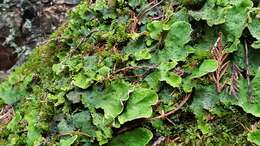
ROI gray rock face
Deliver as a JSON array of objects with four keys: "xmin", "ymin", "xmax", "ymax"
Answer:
[
  {"xmin": 0, "ymin": 45, "xmax": 17, "ymax": 71},
  {"xmin": 0, "ymin": 0, "xmax": 79, "ymax": 80},
  {"xmin": 53, "ymin": 0, "xmax": 80, "ymax": 5}
]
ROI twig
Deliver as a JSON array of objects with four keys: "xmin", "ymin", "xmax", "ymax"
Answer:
[
  {"xmin": 112, "ymin": 65, "xmax": 157, "ymax": 74},
  {"xmin": 235, "ymin": 120, "xmax": 250, "ymax": 131},
  {"xmin": 150, "ymin": 93, "xmax": 191, "ymax": 120},
  {"xmin": 171, "ymin": 136, "xmax": 180, "ymax": 143},
  {"xmin": 74, "ymin": 29, "xmax": 98, "ymax": 51},
  {"xmin": 165, "ymin": 117, "xmax": 175, "ymax": 125},
  {"xmin": 138, "ymin": 0, "xmax": 165, "ymax": 20},
  {"xmin": 58, "ymin": 131, "xmax": 91, "ymax": 138},
  {"xmin": 98, "ymin": 65, "xmax": 157, "ymax": 82},
  {"xmin": 152, "ymin": 15, "xmax": 164, "ymax": 20},
  {"xmin": 115, "ymin": 94, "xmax": 191, "ymax": 135},
  {"xmin": 66, "ymin": 28, "xmax": 99, "ymax": 57},
  {"xmin": 116, "ymin": 120, "xmax": 146, "ymax": 134},
  {"xmin": 244, "ymin": 40, "xmax": 253, "ymax": 102},
  {"xmin": 152, "ymin": 136, "xmax": 166, "ymax": 146},
  {"xmin": 137, "ymin": 1, "xmax": 155, "ymax": 18}
]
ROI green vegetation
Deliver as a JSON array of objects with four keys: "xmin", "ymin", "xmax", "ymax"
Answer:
[{"xmin": 1, "ymin": 0, "xmax": 260, "ymax": 145}]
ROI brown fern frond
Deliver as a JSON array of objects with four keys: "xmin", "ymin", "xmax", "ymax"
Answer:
[
  {"xmin": 229, "ymin": 64, "xmax": 241, "ymax": 97},
  {"xmin": 210, "ymin": 32, "xmax": 230, "ymax": 93},
  {"xmin": 129, "ymin": 11, "xmax": 139, "ymax": 33},
  {"xmin": 0, "ymin": 105, "xmax": 14, "ymax": 125}
]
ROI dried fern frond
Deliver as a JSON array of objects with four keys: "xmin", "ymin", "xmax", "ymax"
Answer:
[
  {"xmin": 209, "ymin": 32, "xmax": 230, "ymax": 93},
  {"xmin": 229, "ymin": 64, "xmax": 241, "ymax": 97}
]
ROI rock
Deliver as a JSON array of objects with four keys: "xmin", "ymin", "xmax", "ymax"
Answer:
[
  {"xmin": 41, "ymin": 0, "xmax": 51, "ymax": 4},
  {"xmin": 0, "ymin": 0, "xmax": 78, "ymax": 81},
  {"xmin": 53, "ymin": 0, "xmax": 80, "ymax": 5},
  {"xmin": 0, "ymin": 45, "xmax": 17, "ymax": 71},
  {"xmin": 0, "ymin": 71, "xmax": 8, "ymax": 81},
  {"xmin": 21, "ymin": 0, "xmax": 37, "ymax": 20}
]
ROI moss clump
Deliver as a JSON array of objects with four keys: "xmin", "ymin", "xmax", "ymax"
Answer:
[{"xmin": 1, "ymin": 0, "xmax": 260, "ymax": 145}]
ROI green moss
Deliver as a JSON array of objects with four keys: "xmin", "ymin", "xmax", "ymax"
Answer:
[{"xmin": 1, "ymin": 0, "xmax": 260, "ymax": 145}]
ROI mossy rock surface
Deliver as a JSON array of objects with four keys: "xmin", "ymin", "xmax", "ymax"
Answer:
[{"xmin": 1, "ymin": 0, "xmax": 260, "ymax": 145}]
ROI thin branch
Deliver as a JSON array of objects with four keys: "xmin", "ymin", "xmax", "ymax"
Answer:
[
  {"xmin": 235, "ymin": 120, "xmax": 250, "ymax": 131},
  {"xmin": 165, "ymin": 117, "xmax": 175, "ymax": 125},
  {"xmin": 152, "ymin": 136, "xmax": 166, "ymax": 146},
  {"xmin": 115, "ymin": 94, "xmax": 191, "ymax": 135},
  {"xmin": 112, "ymin": 65, "xmax": 158, "ymax": 74},
  {"xmin": 150, "ymin": 93, "xmax": 191, "ymax": 120},
  {"xmin": 58, "ymin": 131, "xmax": 91, "ymax": 138},
  {"xmin": 138, "ymin": 0, "xmax": 165, "ymax": 20},
  {"xmin": 244, "ymin": 40, "xmax": 254, "ymax": 102},
  {"xmin": 74, "ymin": 29, "xmax": 98, "ymax": 51},
  {"xmin": 99, "ymin": 65, "xmax": 157, "ymax": 82},
  {"xmin": 116, "ymin": 120, "xmax": 146, "ymax": 134}
]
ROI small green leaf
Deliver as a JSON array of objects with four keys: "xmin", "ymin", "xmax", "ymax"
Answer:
[
  {"xmin": 58, "ymin": 119, "xmax": 75, "ymax": 133},
  {"xmin": 225, "ymin": 39, "xmax": 240, "ymax": 53},
  {"xmin": 248, "ymin": 12, "xmax": 260, "ymax": 41},
  {"xmin": 134, "ymin": 49, "xmax": 151, "ymax": 61},
  {"xmin": 92, "ymin": 80, "xmax": 133, "ymax": 118},
  {"xmin": 223, "ymin": 0, "xmax": 253, "ymax": 40},
  {"xmin": 66, "ymin": 58, "xmax": 84, "ymax": 72},
  {"xmin": 144, "ymin": 70, "xmax": 161, "ymax": 90},
  {"xmin": 123, "ymin": 39, "xmax": 146, "ymax": 59},
  {"xmin": 182, "ymin": 77, "xmax": 193, "ymax": 93},
  {"xmin": 47, "ymin": 93, "xmax": 65, "ymax": 106},
  {"xmin": 147, "ymin": 21, "xmax": 163, "ymax": 40},
  {"xmin": 92, "ymin": 0, "xmax": 107, "ymax": 11},
  {"xmin": 82, "ymin": 95, "xmax": 113, "ymax": 145},
  {"xmin": 189, "ymin": 1, "xmax": 227, "ymax": 26},
  {"xmin": 118, "ymin": 88, "xmax": 158, "ymax": 124},
  {"xmin": 72, "ymin": 111, "xmax": 96, "ymax": 137},
  {"xmin": 146, "ymin": 39, "xmax": 154, "ymax": 46},
  {"xmin": 170, "ymin": 7, "xmax": 190, "ymax": 22},
  {"xmin": 154, "ymin": 45, "xmax": 194, "ymax": 64},
  {"xmin": 165, "ymin": 21, "xmax": 192, "ymax": 48},
  {"xmin": 162, "ymin": 73, "xmax": 182, "ymax": 88},
  {"xmin": 0, "ymin": 74, "xmax": 33, "ymax": 104},
  {"xmin": 7, "ymin": 112, "xmax": 22, "ymax": 132},
  {"xmin": 52, "ymin": 63, "xmax": 65, "ymax": 75},
  {"xmin": 191, "ymin": 59, "xmax": 218, "ymax": 78},
  {"xmin": 248, "ymin": 129, "xmax": 260, "ymax": 145},
  {"xmin": 97, "ymin": 66, "xmax": 111, "ymax": 76},
  {"xmin": 252, "ymin": 41, "xmax": 260, "ymax": 49},
  {"xmin": 108, "ymin": 128, "xmax": 153, "ymax": 146},
  {"xmin": 235, "ymin": 67, "xmax": 260, "ymax": 117},
  {"xmin": 59, "ymin": 135, "xmax": 78, "ymax": 146},
  {"xmin": 73, "ymin": 72, "xmax": 93, "ymax": 89},
  {"xmin": 159, "ymin": 61, "xmax": 178, "ymax": 72},
  {"xmin": 128, "ymin": 0, "xmax": 146, "ymax": 9},
  {"xmin": 24, "ymin": 109, "xmax": 43, "ymax": 146},
  {"xmin": 190, "ymin": 86, "xmax": 222, "ymax": 134},
  {"xmin": 66, "ymin": 91, "xmax": 82, "ymax": 104}
]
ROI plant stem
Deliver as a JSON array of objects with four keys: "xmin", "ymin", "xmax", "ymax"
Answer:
[
  {"xmin": 244, "ymin": 40, "xmax": 253, "ymax": 102},
  {"xmin": 150, "ymin": 93, "xmax": 191, "ymax": 120}
]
